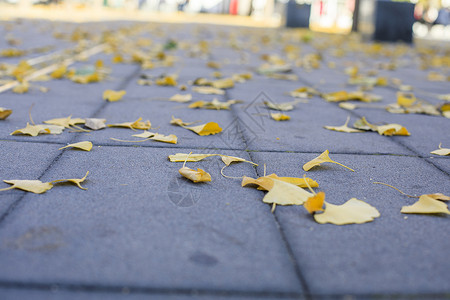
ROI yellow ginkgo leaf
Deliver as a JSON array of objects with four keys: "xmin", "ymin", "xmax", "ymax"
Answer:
[
  {"xmin": 85, "ymin": 118, "xmax": 106, "ymax": 130},
  {"xmin": 256, "ymin": 175, "xmax": 318, "ymax": 190},
  {"xmin": 303, "ymin": 150, "xmax": 355, "ymax": 172},
  {"xmin": 322, "ymin": 91, "xmax": 380, "ymax": 103},
  {"xmin": 220, "ymin": 155, "xmax": 257, "ymax": 166},
  {"xmin": 192, "ymin": 86, "xmax": 225, "ymax": 95},
  {"xmin": 427, "ymin": 193, "xmax": 450, "ymax": 201},
  {"xmin": 288, "ymin": 87, "xmax": 319, "ymax": 98},
  {"xmin": 155, "ymin": 75, "xmax": 177, "ymax": 86},
  {"xmin": 184, "ymin": 122, "xmax": 222, "ymax": 136},
  {"xmin": 10, "ymin": 123, "xmax": 50, "ymax": 136},
  {"xmin": 401, "ymin": 195, "xmax": 450, "ymax": 215},
  {"xmin": 397, "ymin": 92, "xmax": 416, "ymax": 107},
  {"xmin": 188, "ymin": 99, "xmax": 241, "ymax": 110},
  {"xmin": 168, "ymin": 153, "xmax": 216, "ymax": 162},
  {"xmin": 0, "ymin": 180, "xmax": 53, "ymax": 194},
  {"xmin": 108, "ymin": 117, "xmax": 151, "ymax": 130},
  {"xmin": 314, "ymin": 198, "xmax": 380, "ymax": 225},
  {"xmin": 270, "ymin": 113, "xmax": 290, "ymax": 121},
  {"xmin": 50, "ymin": 65, "xmax": 67, "ymax": 79},
  {"xmin": 324, "ymin": 116, "xmax": 363, "ymax": 133},
  {"xmin": 132, "ymin": 131, "xmax": 177, "ymax": 144},
  {"xmin": 263, "ymin": 100, "xmax": 303, "ymax": 111},
  {"xmin": 0, "ymin": 107, "xmax": 12, "ymax": 120},
  {"xmin": 59, "ymin": 141, "xmax": 93, "ymax": 151},
  {"xmin": 242, "ymin": 175, "xmax": 313, "ymax": 206},
  {"xmin": 430, "ymin": 143, "xmax": 450, "ymax": 156},
  {"xmin": 169, "ymin": 94, "xmax": 192, "ymax": 103},
  {"xmin": 44, "ymin": 116, "xmax": 85, "ymax": 128},
  {"xmin": 211, "ymin": 78, "xmax": 234, "ymax": 89},
  {"xmin": 12, "ymin": 81, "xmax": 29, "ymax": 94},
  {"xmin": 305, "ymin": 191, "xmax": 325, "ymax": 214},
  {"xmin": 42, "ymin": 125, "xmax": 65, "ymax": 135},
  {"xmin": 50, "ymin": 171, "xmax": 89, "ymax": 190},
  {"xmin": 103, "ymin": 90, "xmax": 126, "ymax": 102},
  {"xmin": 170, "ymin": 116, "xmax": 195, "ymax": 127},
  {"xmin": 179, "ymin": 167, "xmax": 212, "ymax": 183},
  {"xmin": 376, "ymin": 124, "xmax": 410, "ymax": 136}
]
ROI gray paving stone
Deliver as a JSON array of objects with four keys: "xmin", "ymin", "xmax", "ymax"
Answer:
[
  {"xmin": 247, "ymin": 151, "xmax": 450, "ymax": 295},
  {"xmin": 0, "ymin": 146, "xmax": 302, "ymax": 293}
]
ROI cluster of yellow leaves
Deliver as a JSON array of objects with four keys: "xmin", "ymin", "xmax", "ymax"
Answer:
[{"xmin": 0, "ymin": 172, "xmax": 89, "ymax": 194}]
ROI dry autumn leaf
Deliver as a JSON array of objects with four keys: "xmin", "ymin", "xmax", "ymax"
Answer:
[
  {"xmin": 288, "ymin": 87, "xmax": 319, "ymax": 98},
  {"xmin": 192, "ymin": 86, "xmax": 225, "ymax": 95},
  {"xmin": 188, "ymin": 99, "xmax": 241, "ymax": 110},
  {"xmin": 10, "ymin": 123, "xmax": 50, "ymax": 136},
  {"xmin": 59, "ymin": 141, "xmax": 93, "ymax": 151},
  {"xmin": 270, "ymin": 113, "xmax": 290, "ymax": 121},
  {"xmin": 303, "ymin": 150, "xmax": 355, "ymax": 172},
  {"xmin": 401, "ymin": 195, "xmax": 450, "ymax": 215},
  {"xmin": 132, "ymin": 131, "xmax": 178, "ymax": 144},
  {"xmin": 50, "ymin": 171, "xmax": 89, "ymax": 190},
  {"xmin": 155, "ymin": 75, "xmax": 177, "ymax": 86},
  {"xmin": 85, "ymin": 118, "xmax": 106, "ymax": 130},
  {"xmin": 168, "ymin": 153, "xmax": 257, "ymax": 166},
  {"xmin": 242, "ymin": 174, "xmax": 313, "ymax": 206},
  {"xmin": 50, "ymin": 65, "xmax": 67, "ymax": 79},
  {"xmin": 108, "ymin": 117, "xmax": 151, "ymax": 130},
  {"xmin": 263, "ymin": 99, "xmax": 304, "ymax": 111},
  {"xmin": 211, "ymin": 78, "xmax": 234, "ymax": 89},
  {"xmin": 0, "ymin": 107, "xmax": 12, "ymax": 120},
  {"xmin": 103, "ymin": 90, "xmax": 126, "ymax": 102},
  {"xmin": 178, "ymin": 153, "xmax": 211, "ymax": 183},
  {"xmin": 12, "ymin": 81, "xmax": 29, "ymax": 94},
  {"xmin": 169, "ymin": 94, "xmax": 192, "ymax": 103},
  {"xmin": 324, "ymin": 116, "xmax": 363, "ymax": 133},
  {"xmin": 314, "ymin": 198, "xmax": 380, "ymax": 225},
  {"xmin": 353, "ymin": 117, "xmax": 410, "ymax": 136},
  {"xmin": 44, "ymin": 116, "xmax": 85, "ymax": 129},
  {"xmin": 322, "ymin": 91, "xmax": 381, "ymax": 103},
  {"xmin": 430, "ymin": 143, "xmax": 450, "ymax": 156},
  {"xmin": 171, "ymin": 116, "xmax": 222, "ymax": 136},
  {"xmin": 0, "ymin": 180, "xmax": 53, "ymax": 194},
  {"xmin": 304, "ymin": 191, "xmax": 325, "ymax": 214}
]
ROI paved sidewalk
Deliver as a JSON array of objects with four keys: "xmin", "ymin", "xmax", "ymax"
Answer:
[{"xmin": 0, "ymin": 19, "xmax": 449, "ymax": 300}]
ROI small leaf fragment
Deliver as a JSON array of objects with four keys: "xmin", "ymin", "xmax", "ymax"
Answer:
[
  {"xmin": 401, "ymin": 195, "xmax": 450, "ymax": 215},
  {"xmin": 314, "ymin": 198, "xmax": 380, "ymax": 225},
  {"xmin": 184, "ymin": 122, "xmax": 222, "ymax": 136},
  {"xmin": 85, "ymin": 118, "xmax": 106, "ymax": 130},
  {"xmin": 305, "ymin": 192, "xmax": 325, "ymax": 214},
  {"xmin": 1, "ymin": 180, "xmax": 53, "ymax": 194},
  {"xmin": 211, "ymin": 78, "xmax": 234, "ymax": 89},
  {"xmin": 263, "ymin": 100, "xmax": 303, "ymax": 111},
  {"xmin": 303, "ymin": 150, "xmax": 354, "ymax": 172},
  {"xmin": 179, "ymin": 167, "xmax": 211, "ymax": 183},
  {"xmin": 169, "ymin": 93, "xmax": 192, "ymax": 103},
  {"xmin": 132, "ymin": 131, "xmax": 177, "ymax": 144},
  {"xmin": 59, "ymin": 141, "xmax": 93, "ymax": 151},
  {"xmin": 103, "ymin": 90, "xmax": 126, "ymax": 102},
  {"xmin": 0, "ymin": 107, "xmax": 13, "ymax": 120},
  {"xmin": 192, "ymin": 86, "xmax": 225, "ymax": 95},
  {"xmin": 12, "ymin": 81, "xmax": 29, "ymax": 94},
  {"xmin": 188, "ymin": 99, "xmax": 241, "ymax": 110}
]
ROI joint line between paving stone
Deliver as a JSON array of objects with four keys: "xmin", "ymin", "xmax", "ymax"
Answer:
[{"xmin": 0, "ymin": 281, "xmax": 303, "ymax": 299}]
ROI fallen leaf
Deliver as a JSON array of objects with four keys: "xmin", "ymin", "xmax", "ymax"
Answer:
[
  {"xmin": 41, "ymin": 125, "xmax": 65, "ymax": 134},
  {"xmin": 168, "ymin": 153, "xmax": 256, "ymax": 166},
  {"xmin": 430, "ymin": 143, "xmax": 450, "ymax": 156},
  {"xmin": 397, "ymin": 92, "xmax": 416, "ymax": 107},
  {"xmin": 12, "ymin": 81, "xmax": 29, "ymax": 94},
  {"xmin": 179, "ymin": 167, "xmax": 212, "ymax": 183},
  {"xmin": 44, "ymin": 116, "xmax": 85, "ymax": 129},
  {"xmin": 59, "ymin": 141, "xmax": 93, "ymax": 151},
  {"xmin": 206, "ymin": 61, "xmax": 221, "ymax": 69},
  {"xmin": 50, "ymin": 65, "xmax": 67, "ymax": 79},
  {"xmin": 263, "ymin": 99, "xmax": 304, "ymax": 111},
  {"xmin": 10, "ymin": 123, "xmax": 50, "ymax": 136},
  {"xmin": 171, "ymin": 117, "xmax": 222, "ymax": 136},
  {"xmin": 0, "ymin": 107, "xmax": 12, "ymax": 120},
  {"xmin": 289, "ymin": 87, "xmax": 319, "ymax": 98},
  {"xmin": 132, "ymin": 131, "xmax": 178, "ymax": 144},
  {"xmin": 192, "ymin": 86, "xmax": 225, "ymax": 95},
  {"xmin": 169, "ymin": 94, "xmax": 192, "ymax": 103},
  {"xmin": 322, "ymin": 91, "xmax": 381, "ymax": 102},
  {"xmin": 304, "ymin": 191, "xmax": 325, "ymax": 213},
  {"xmin": 0, "ymin": 180, "xmax": 53, "ymax": 194},
  {"xmin": 211, "ymin": 78, "xmax": 234, "ymax": 89},
  {"xmin": 242, "ymin": 174, "xmax": 313, "ymax": 206},
  {"xmin": 303, "ymin": 150, "xmax": 355, "ymax": 172},
  {"xmin": 108, "ymin": 117, "xmax": 151, "ymax": 130},
  {"xmin": 324, "ymin": 116, "xmax": 363, "ymax": 133},
  {"xmin": 155, "ymin": 75, "xmax": 177, "ymax": 86},
  {"xmin": 353, "ymin": 117, "xmax": 410, "ymax": 136},
  {"xmin": 270, "ymin": 113, "xmax": 290, "ymax": 121},
  {"xmin": 427, "ymin": 193, "xmax": 450, "ymax": 201},
  {"xmin": 50, "ymin": 171, "xmax": 89, "ymax": 190},
  {"xmin": 188, "ymin": 99, "xmax": 241, "ymax": 110},
  {"xmin": 103, "ymin": 90, "xmax": 126, "ymax": 102},
  {"xmin": 85, "ymin": 118, "xmax": 106, "ymax": 130},
  {"xmin": 401, "ymin": 195, "xmax": 450, "ymax": 215},
  {"xmin": 314, "ymin": 198, "xmax": 380, "ymax": 225}
]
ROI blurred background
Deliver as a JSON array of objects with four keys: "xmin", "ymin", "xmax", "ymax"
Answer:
[{"xmin": 0, "ymin": 0, "xmax": 449, "ymax": 41}]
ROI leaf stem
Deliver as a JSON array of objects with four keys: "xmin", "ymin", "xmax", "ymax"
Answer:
[
  {"xmin": 373, "ymin": 182, "xmax": 419, "ymax": 198},
  {"xmin": 0, "ymin": 186, "xmax": 14, "ymax": 192},
  {"xmin": 332, "ymin": 161, "xmax": 355, "ymax": 172}
]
